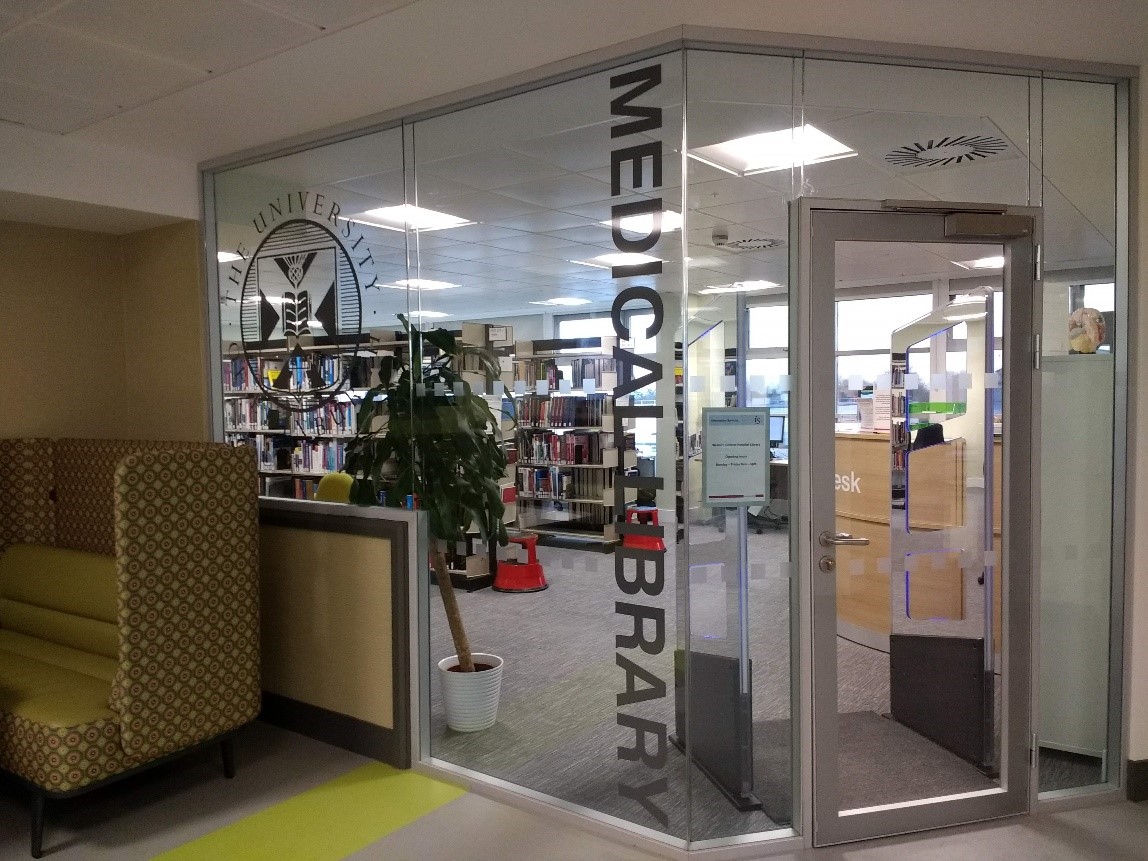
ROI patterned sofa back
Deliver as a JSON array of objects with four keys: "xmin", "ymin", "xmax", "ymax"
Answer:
[{"xmin": 0, "ymin": 439, "xmax": 209, "ymax": 556}]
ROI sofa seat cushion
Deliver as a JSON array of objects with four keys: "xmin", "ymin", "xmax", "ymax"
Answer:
[
  {"xmin": 0, "ymin": 544, "xmax": 119, "ymax": 659},
  {"xmin": 0, "ymin": 646, "xmax": 114, "ymax": 727},
  {"xmin": 0, "ymin": 646, "xmax": 135, "ymax": 792},
  {"xmin": 0, "ymin": 630, "xmax": 117, "ymax": 683}
]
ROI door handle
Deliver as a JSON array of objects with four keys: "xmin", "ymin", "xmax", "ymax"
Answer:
[{"xmin": 819, "ymin": 531, "xmax": 870, "ymax": 547}]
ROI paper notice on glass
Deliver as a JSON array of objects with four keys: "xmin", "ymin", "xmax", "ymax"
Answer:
[{"xmin": 702, "ymin": 407, "xmax": 770, "ymax": 506}]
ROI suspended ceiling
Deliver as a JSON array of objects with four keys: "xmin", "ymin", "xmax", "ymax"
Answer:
[{"xmin": 0, "ymin": 4, "xmax": 1120, "ymax": 319}]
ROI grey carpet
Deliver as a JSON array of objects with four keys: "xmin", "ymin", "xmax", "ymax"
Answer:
[
  {"xmin": 427, "ymin": 527, "xmax": 1054, "ymax": 841},
  {"xmin": 1038, "ymin": 748, "xmax": 1105, "ymax": 792},
  {"xmin": 834, "ymin": 711, "xmax": 997, "ymax": 809}
]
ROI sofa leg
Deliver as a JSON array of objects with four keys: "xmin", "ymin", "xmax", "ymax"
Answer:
[
  {"xmin": 221, "ymin": 737, "xmax": 236, "ymax": 779},
  {"xmin": 30, "ymin": 793, "xmax": 44, "ymax": 859}
]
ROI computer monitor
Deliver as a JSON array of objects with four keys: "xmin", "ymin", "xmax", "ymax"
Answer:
[{"xmin": 769, "ymin": 414, "xmax": 787, "ymax": 448}]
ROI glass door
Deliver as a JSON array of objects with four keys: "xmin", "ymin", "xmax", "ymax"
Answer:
[{"xmin": 794, "ymin": 199, "xmax": 1037, "ymax": 844}]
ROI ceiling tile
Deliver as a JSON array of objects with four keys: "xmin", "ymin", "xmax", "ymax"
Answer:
[
  {"xmin": 427, "ymin": 190, "xmax": 542, "ymax": 223},
  {"xmin": 689, "ymin": 177, "xmax": 781, "ymax": 211},
  {"xmin": 489, "ymin": 210, "xmax": 597, "ymax": 233},
  {"xmin": 0, "ymin": 23, "xmax": 204, "ymax": 107},
  {"xmin": 419, "ymin": 149, "xmax": 567, "ymax": 192},
  {"xmin": 0, "ymin": 76, "xmax": 115, "ymax": 132},
  {"xmin": 249, "ymin": 0, "xmax": 417, "ymax": 29},
  {"xmin": 44, "ymin": 0, "xmax": 314, "ymax": 72},
  {"xmin": 504, "ymin": 123, "xmax": 614, "ymax": 173},
  {"xmin": 482, "ymin": 234, "xmax": 583, "ymax": 255}
]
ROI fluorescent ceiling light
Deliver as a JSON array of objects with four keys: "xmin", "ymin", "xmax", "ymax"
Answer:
[
  {"xmin": 387, "ymin": 278, "xmax": 458, "ymax": 290},
  {"xmin": 599, "ymin": 210, "xmax": 683, "ymax": 234},
  {"xmin": 529, "ymin": 297, "xmax": 592, "ymax": 307},
  {"xmin": 217, "ymin": 251, "xmax": 242, "ymax": 263},
  {"xmin": 955, "ymin": 255, "xmax": 1006, "ymax": 270},
  {"xmin": 357, "ymin": 204, "xmax": 473, "ymax": 232},
  {"xmin": 698, "ymin": 280, "xmax": 780, "ymax": 295},
  {"xmin": 409, "ymin": 309, "xmax": 448, "ymax": 319},
  {"xmin": 688, "ymin": 124, "xmax": 855, "ymax": 176},
  {"xmin": 572, "ymin": 252, "xmax": 661, "ymax": 269}
]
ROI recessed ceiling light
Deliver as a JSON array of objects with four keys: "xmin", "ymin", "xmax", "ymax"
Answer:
[
  {"xmin": 387, "ymin": 278, "xmax": 458, "ymax": 290},
  {"xmin": 955, "ymin": 255, "xmax": 1005, "ymax": 270},
  {"xmin": 572, "ymin": 252, "xmax": 661, "ymax": 269},
  {"xmin": 409, "ymin": 309, "xmax": 449, "ymax": 319},
  {"xmin": 529, "ymin": 297, "xmax": 592, "ymax": 307},
  {"xmin": 698, "ymin": 280, "xmax": 780, "ymax": 295},
  {"xmin": 218, "ymin": 251, "xmax": 242, "ymax": 263},
  {"xmin": 357, "ymin": 204, "xmax": 473, "ymax": 232},
  {"xmin": 598, "ymin": 210, "xmax": 683, "ymax": 234},
  {"xmin": 688, "ymin": 124, "xmax": 855, "ymax": 176}
]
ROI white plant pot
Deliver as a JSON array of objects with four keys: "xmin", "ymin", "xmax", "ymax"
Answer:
[{"xmin": 438, "ymin": 653, "xmax": 504, "ymax": 732}]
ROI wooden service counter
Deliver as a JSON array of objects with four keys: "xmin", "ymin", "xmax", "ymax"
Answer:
[{"xmin": 834, "ymin": 432, "xmax": 1002, "ymax": 649}]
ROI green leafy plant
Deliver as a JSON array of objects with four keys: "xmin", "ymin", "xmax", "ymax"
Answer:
[{"xmin": 344, "ymin": 315, "xmax": 511, "ymax": 673}]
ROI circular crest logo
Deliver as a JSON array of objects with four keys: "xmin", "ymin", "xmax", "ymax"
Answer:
[{"xmin": 236, "ymin": 215, "xmax": 369, "ymax": 411}]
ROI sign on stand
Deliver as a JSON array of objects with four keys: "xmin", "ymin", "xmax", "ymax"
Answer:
[{"xmin": 702, "ymin": 407, "xmax": 770, "ymax": 506}]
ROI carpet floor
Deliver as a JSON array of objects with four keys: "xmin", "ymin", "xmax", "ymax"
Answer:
[{"xmin": 429, "ymin": 527, "xmax": 1103, "ymax": 842}]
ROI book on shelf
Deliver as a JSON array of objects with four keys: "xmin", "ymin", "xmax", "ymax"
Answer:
[{"xmin": 517, "ymin": 393, "xmax": 611, "ymax": 428}]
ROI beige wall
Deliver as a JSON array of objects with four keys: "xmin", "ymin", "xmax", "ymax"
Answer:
[
  {"xmin": 0, "ymin": 218, "xmax": 208, "ymax": 442},
  {"xmin": 0, "ymin": 221, "xmax": 128, "ymax": 438},
  {"xmin": 119, "ymin": 221, "xmax": 208, "ymax": 441},
  {"xmin": 259, "ymin": 525, "xmax": 395, "ymax": 729}
]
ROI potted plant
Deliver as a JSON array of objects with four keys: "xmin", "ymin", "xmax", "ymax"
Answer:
[{"xmin": 344, "ymin": 315, "xmax": 512, "ymax": 732}]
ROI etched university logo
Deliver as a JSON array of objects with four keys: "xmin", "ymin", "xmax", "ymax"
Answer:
[{"xmin": 223, "ymin": 194, "xmax": 379, "ymax": 412}]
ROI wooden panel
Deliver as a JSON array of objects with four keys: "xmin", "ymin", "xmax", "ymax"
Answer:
[
  {"xmin": 906, "ymin": 550, "xmax": 964, "ymax": 620},
  {"xmin": 836, "ymin": 513, "xmax": 891, "ymax": 635},
  {"xmin": 833, "ymin": 434, "xmax": 965, "ymax": 530},
  {"xmin": 260, "ymin": 525, "xmax": 394, "ymax": 729}
]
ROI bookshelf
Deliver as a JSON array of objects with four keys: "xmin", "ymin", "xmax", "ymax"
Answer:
[
  {"xmin": 512, "ymin": 337, "xmax": 637, "ymax": 544},
  {"xmin": 222, "ymin": 346, "xmax": 371, "ymax": 499}
]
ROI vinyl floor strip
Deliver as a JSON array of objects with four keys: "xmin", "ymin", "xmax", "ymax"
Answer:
[{"xmin": 152, "ymin": 763, "xmax": 465, "ymax": 861}]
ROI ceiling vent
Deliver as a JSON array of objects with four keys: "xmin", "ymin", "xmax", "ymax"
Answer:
[
  {"xmin": 711, "ymin": 227, "xmax": 784, "ymax": 251},
  {"xmin": 884, "ymin": 134, "xmax": 1009, "ymax": 168}
]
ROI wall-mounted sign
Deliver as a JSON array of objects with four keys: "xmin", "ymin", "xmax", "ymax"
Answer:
[{"xmin": 702, "ymin": 407, "xmax": 770, "ymax": 506}]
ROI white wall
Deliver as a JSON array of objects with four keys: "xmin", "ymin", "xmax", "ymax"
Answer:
[
  {"xmin": 0, "ymin": 123, "xmax": 197, "ymax": 220},
  {"xmin": 3, "ymin": 0, "xmax": 1146, "ymax": 762}
]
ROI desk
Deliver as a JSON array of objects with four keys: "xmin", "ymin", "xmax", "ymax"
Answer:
[{"xmin": 833, "ymin": 433, "xmax": 1002, "ymax": 648}]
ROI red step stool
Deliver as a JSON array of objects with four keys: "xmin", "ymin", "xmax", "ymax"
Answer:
[
  {"xmin": 623, "ymin": 507, "xmax": 666, "ymax": 551},
  {"xmin": 493, "ymin": 532, "xmax": 548, "ymax": 593}
]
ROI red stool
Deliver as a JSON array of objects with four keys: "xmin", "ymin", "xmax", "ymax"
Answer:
[
  {"xmin": 493, "ymin": 533, "xmax": 548, "ymax": 593},
  {"xmin": 623, "ymin": 507, "xmax": 666, "ymax": 551}
]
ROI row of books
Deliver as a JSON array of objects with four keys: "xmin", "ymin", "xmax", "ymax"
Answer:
[
  {"xmin": 513, "ymin": 358, "xmax": 561, "ymax": 388},
  {"xmin": 224, "ymin": 398, "xmax": 356, "ymax": 435},
  {"xmin": 293, "ymin": 439, "xmax": 348, "ymax": 473},
  {"xmin": 223, "ymin": 355, "xmax": 372, "ymax": 393},
  {"xmin": 228, "ymin": 435, "xmax": 347, "ymax": 474},
  {"xmin": 512, "ymin": 357, "xmax": 620, "ymax": 390},
  {"xmin": 518, "ymin": 430, "xmax": 610, "ymax": 465},
  {"xmin": 516, "ymin": 466, "xmax": 612, "ymax": 502},
  {"xmin": 567, "ymin": 357, "xmax": 618, "ymax": 388},
  {"xmin": 517, "ymin": 393, "xmax": 611, "ymax": 428}
]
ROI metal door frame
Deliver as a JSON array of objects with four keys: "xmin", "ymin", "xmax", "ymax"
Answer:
[{"xmin": 791, "ymin": 198, "xmax": 1039, "ymax": 846}]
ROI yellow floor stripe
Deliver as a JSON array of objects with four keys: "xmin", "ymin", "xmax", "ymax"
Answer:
[{"xmin": 153, "ymin": 763, "xmax": 465, "ymax": 861}]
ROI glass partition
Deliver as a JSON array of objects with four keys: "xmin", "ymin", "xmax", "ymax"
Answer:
[{"xmin": 205, "ymin": 40, "xmax": 1126, "ymax": 852}]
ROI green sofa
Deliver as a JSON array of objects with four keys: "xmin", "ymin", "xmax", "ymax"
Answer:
[{"xmin": 0, "ymin": 438, "xmax": 261, "ymax": 857}]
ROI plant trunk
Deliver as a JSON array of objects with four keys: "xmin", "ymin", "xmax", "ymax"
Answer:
[{"xmin": 431, "ymin": 546, "xmax": 475, "ymax": 672}]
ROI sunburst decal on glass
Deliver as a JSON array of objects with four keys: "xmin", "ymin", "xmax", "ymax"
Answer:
[{"xmin": 884, "ymin": 135, "xmax": 1009, "ymax": 168}]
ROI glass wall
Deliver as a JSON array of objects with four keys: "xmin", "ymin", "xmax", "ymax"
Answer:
[{"xmin": 206, "ymin": 41, "xmax": 1126, "ymax": 851}]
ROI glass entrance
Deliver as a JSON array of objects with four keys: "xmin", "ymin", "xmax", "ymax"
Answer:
[{"xmin": 796, "ymin": 200, "xmax": 1037, "ymax": 844}]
